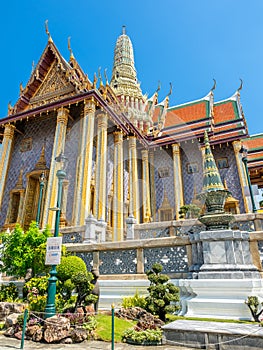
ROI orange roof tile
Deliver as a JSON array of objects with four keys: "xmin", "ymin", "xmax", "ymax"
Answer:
[
  {"xmin": 213, "ymin": 101, "xmax": 238, "ymax": 124},
  {"xmin": 165, "ymin": 101, "xmax": 208, "ymax": 127},
  {"xmin": 243, "ymin": 135, "xmax": 263, "ymax": 150}
]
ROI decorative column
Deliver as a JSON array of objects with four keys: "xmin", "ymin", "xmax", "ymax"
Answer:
[
  {"xmin": 112, "ymin": 132, "xmax": 123, "ymax": 241},
  {"xmin": 73, "ymin": 99, "xmax": 96, "ymax": 225},
  {"xmin": 0, "ymin": 124, "xmax": 15, "ymax": 209},
  {"xmin": 43, "ymin": 107, "xmax": 69, "ymax": 227},
  {"xmin": 128, "ymin": 136, "xmax": 140, "ymax": 222},
  {"xmin": 149, "ymin": 150, "xmax": 156, "ymax": 221},
  {"xmin": 93, "ymin": 111, "xmax": 108, "ymax": 221},
  {"xmin": 232, "ymin": 141, "xmax": 249, "ymax": 212},
  {"xmin": 172, "ymin": 143, "xmax": 184, "ymax": 220},
  {"xmin": 141, "ymin": 149, "xmax": 151, "ymax": 222}
]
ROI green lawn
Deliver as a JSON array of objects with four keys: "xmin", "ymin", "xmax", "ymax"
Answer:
[{"xmin": 95, "ymin": 314, "xmax": 136, "ymax": 342}]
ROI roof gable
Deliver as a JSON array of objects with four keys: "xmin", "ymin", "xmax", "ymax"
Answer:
[{"xmin": 11, "ymin": 40, "xmax": 90, "ymax": 114}]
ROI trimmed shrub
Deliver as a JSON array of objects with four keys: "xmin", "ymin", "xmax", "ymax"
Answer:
[{"xmin": 57, "ymin": 256, "xmax": 87, "ymax": 282}]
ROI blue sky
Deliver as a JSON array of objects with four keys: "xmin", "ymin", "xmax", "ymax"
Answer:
[{"xmin": 1, "ymin": 1, "xmax": 263, "ymax": 135}]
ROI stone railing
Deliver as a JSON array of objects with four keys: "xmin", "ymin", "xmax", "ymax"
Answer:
[
  {"xmin": 133, "ymin": 213, "xmax": 263, "ymax": 240},
  {"xmin": 65, "ymin": 236, "xmax": 190, "ymax": 279}
]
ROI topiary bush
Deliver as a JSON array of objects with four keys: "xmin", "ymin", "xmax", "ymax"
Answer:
[
  {"xmin": 145, "ymin": 263, "xmax": 180, "ymax": 322},
  {"xmin": 245, "ymin": 296, "xmax": 263, "ymax": 322},
  {"xmin": 57, "ymin": 255, "xmax": 87, "ymax": 282}
]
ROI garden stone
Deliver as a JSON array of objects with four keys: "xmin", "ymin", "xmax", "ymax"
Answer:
[
  {"xmin": 14, "ymin": 330, "xmax": 22, "ymax": 340},
  {"xmin": 32, "ymin": 328, "xmax": 43, "ymax": 342},
  {"xmin": 0, "ymin": 302, "xmax": 25, "ymax": 321},
  {"xmin": 60, "ymin": 337, "xmax": 73, "ymax": 344},
  {"xmin": 43, "ymin": 315, "xmax": 70, "ymax": 343},
  {"xmin": 26, "ymin": 325, "xmax": 43, "ymax": 341},
  {"xmin": 5, "ymin": 313, "xmax": 21, "ymax": 328},
  {"xmin": 3, "ymin": 327, "xmax": 14, "ymax": 337},
  {"xmin": 70, "ymin": 328, "xmax": 88, "ymax": 342}
]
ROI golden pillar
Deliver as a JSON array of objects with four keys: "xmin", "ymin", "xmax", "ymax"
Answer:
[
  {"xmin": 141, "ymin": 149, "xmax": 151, "ymax": 222},
  {"xmin": 0, "ymin": 124, "xmax": 15, "ymax": 209},
  {"xmin": 112, "ymin": 132, "xmax": 123, "ymax": 241},
  {"xmin": 94, "ymin": 111, "xmax": 108, "ymax": 221},
  {"xmin": 128, "ymin": 136, "xmax": 140, "ymax": 222},
  {"xmin": 43, "ymin": 107, "xmax": 69, "ymax": 227},
  {"xmin": 73, "ymin": 99, "xmax": 96, "ymax": 225},
  {"xmin": 172, "ymin": 143, "xmax": 184, "ymax": 220},
  {"xmin": 149, "ymin": 150, "xmax": 156, "ymax": 221},
  {"xmin": 232, "ymin": 140, "xmax": 249, "ymax": 212}
]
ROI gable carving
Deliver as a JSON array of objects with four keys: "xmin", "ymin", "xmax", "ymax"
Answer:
[{"xmin": 29, "ymin": 62, "xmax": 76, "ymax": 108}]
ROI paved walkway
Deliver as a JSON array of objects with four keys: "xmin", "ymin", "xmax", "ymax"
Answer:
[{"xmin": 0, "ymin": 334, "xmax": 193, "ymax": 350}]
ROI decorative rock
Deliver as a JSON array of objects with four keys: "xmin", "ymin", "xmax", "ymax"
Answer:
[
  {"xmin": 70, "ymin": 327, "xmax": 88, "ymax": 343},
  {"xmin": 26, "ymin": 325, "xmax": 43, "ymax": 341},
  {"xmin": 32, "ymin": 328, "xmax": 43, "ymax": 342},
  {"xmin": 43, "ymin": 316, "xmax": 70, "ymax": 343},
  {"xmin": 4, "ymin": 327, "xmax": 15, "ymax": 337},
  {"xmin": 60, "ymin": 337, "xmax": 73, "ymax": 344},
  {"xmin": 5, "ymin": 313, "xmax": 21, "ymax": 328},
  {"xmin": 0, "ymin": 302, "xmax": 26, "ymax": 321},
  {"xmin": 14, "ymin": 330, "xmax": 22, "ymax": 340}
]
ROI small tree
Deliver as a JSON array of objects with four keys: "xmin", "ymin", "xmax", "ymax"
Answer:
[
  {"xmin": 0, "ymin": 222, "xmax": 51, "ymax": 278},
  {"xmin": 245, "ymin": 296, "xmax": 263, "ymax": 322},
  {"xmin": 71, "ymin": 271, "xmax": 97, "ymax": 311},
  {"xmin": 179, "ymin": 204, "xmax": 201, "ymax": 219},
  {"xmin": 145, "ymin": 263, "xmax": 180, "ymax": 321}
]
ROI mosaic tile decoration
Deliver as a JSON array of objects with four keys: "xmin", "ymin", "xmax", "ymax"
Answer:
[
  {"xmin": 99, "ymin": 249, "xmax": 137, "ymax": 274},
  {"xmin": 76, "ymin": 252, "xmax": 94, "ymax": 271},
  {"xmin": 62, "ymin": 232, "xmax": 82, "ymax": 243},
  {"xmin": 64, "ymin": 117, "xmax": 80, "ymax": 224},
  {"xmin": 144, "ymin": 246, "xmax": 189, "ymax": 274},
  {"xmin": 0, "ymin": 115, "xmax": 56, "ymax": 227},
  {"xmin": 213, "ymin": 143, "xmax": 245, "ymax": 213},
  {"xmin": 181, "ymin": 141, "xmax": 203, "ymax": 205}
]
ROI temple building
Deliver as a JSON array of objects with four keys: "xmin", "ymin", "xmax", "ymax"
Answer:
[{"xmin": 0, "ymin": 26, "xmax": 261, "ymax": 240}]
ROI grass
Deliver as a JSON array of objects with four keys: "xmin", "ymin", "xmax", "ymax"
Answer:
[
  {"xmin": 166, "ymin": 314, "xmax": 257, "ymax": 324},
  {"xmin": 95, "ymin": 313, "xmax": 136, "ymax": 342}
]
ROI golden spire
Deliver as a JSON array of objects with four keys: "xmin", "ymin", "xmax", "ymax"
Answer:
[{"xmin": 98, "ymin": 67, "xmax": 103, "ymax": 87}]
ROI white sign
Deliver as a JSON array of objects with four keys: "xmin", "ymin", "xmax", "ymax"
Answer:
[{"xmin": 45, "ymin": 237, "xmax": 62, "ymax": 265}]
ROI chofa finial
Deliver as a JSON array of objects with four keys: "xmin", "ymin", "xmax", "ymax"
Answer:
[
  {"xmin": 237, "ymin": 78, "xmax": 243, "ymax": 93},
  {"xmin": 45, "ymin": 20, "xmax": 52, "ymax": 42},
  {"xmin": 211, "ymin": 79, "xmax": 216, "ymax": 92}
]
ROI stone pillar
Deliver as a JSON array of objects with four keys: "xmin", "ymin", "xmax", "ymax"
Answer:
[
  {"xmin": 43, "ymin": 107, "xmax": 69, "ymax": 227},
  {"xmin": 232, "ymin": 140, "xmax": 249, "ymax": 212},
  {"xmin": 94, "ymin": 111, "xmax": 108, "ymax": 221},
  {"xmin": 126, "ymin": 214, "xmax": 137, "ymax": 240},
  {"xmin": 149, "ymin": 150, "xmax": 156, "ymax": 221},
  {"xmin": 190, "ymin": 229, "xmax": 260, "ymax": 279},
  {"xmin": 0, "ymin": 124, "xmax": 15, "ymax": 209},
  {"xmin": 128, "ymin": 136, "xmax": 140, "ymax": 221},
  {"xmin": 73, "ymin": 99, "xmax": 96, "ymax": 225},
  {"xmin": 172, "ymin": 143, "xmax": 184, "ymax": 220},
  {"xmin": 112, "ymin": 132, "xmax": 124, "ymax": 241},
  {"xmin": 141, "ymin": 149, "xmax": 151, "ymax": 222}
]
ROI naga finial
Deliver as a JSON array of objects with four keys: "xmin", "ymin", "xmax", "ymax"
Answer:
[
  {"xmin": 167, "ymin": 82, "xmax": 172, "ymax": 97},
  {"xmin": 98, "ymin": 67, "xmax": 103, "ymax": 86},
  {"xmin": 45, "ymin": 20, "xmax": 52, "ymax": 42},
  {"xmin": 237, "ymin": 78, "xmax": 243, "ymax": 92},
  {"xmin": 211, "ymin": 78, "xmax": 216, "ymax": 92},
  {"xmin": 156, "ymin": 81, "xmax": 161, "ymax": 94},
  {"xmin": 68, "ymin": 36, "xmax": 73, "ymax": 58},
  {"xmin": 104, "ymin": 68, "xmax": 109, "ymax": 85}
]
